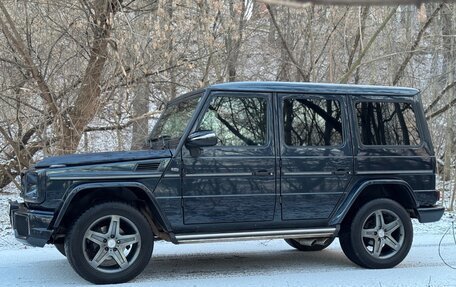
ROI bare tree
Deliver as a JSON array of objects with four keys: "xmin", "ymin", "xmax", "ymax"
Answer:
[{"xmin": 1, "ymin": 0, "xmax": 456, "ymax": 198}]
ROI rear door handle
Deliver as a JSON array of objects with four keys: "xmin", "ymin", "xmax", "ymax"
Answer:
[
  {"xmin": 332, "ymin": 169, "xmax": 351, "ymax": 175},
  {"xmin": 253, "ymin": 170, "xmax": 274, "ymax": 176}
]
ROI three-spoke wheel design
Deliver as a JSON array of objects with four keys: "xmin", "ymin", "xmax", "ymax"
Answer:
[
  {"xmin": 65, "ymin": 202, "xmax": 153, "ymax": 284},
  {"xmin": 339, "ymin": 198, "xmax": 413, "ymax": 269}
]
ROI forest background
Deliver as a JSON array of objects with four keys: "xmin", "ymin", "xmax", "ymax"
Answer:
[{"xmin": 0, "ymin": 0, "xmax": 455, "ymax": 209}]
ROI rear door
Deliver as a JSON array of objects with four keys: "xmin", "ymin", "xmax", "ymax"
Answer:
[{"xmin": 278, "ymin": 93, "xmax": 353, "ymax": 221}]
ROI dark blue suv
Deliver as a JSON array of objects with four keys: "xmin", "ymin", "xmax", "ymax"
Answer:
[{"xmin": 10, "ymin": 82, "xmax": 444, "ymax": 284}]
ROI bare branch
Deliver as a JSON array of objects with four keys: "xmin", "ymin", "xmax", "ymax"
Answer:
[
  {"xmin": 261, "ymin": 0, "xmax": 442, "ymax": 6},
  {"xmin": 425, "ymin": 81, "xmax": 456, "ymax": 114},
  {"xmin": 392, "ymin": 3, "xmax": 444, "ymax": 85},
  {"xmin": 426, "ymin": 98, "xmax": 456, "ymax": 120},
  {"xmin": 339, "ymin": 6, "xmax": 397, "ymax": 84},
  {"xmin": 267, "ymin": 4, "xmax": 309, "ymax": 81},
  {"xmin": 0, "ymin": 2, "xmax": 59, "ymax": 115},
  {"xmin": 84, "ymin": 111, "xmax": 160, "ymax": 132}
]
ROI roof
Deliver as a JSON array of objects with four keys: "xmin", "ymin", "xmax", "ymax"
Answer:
[{"xmin": 208, "ymin": 81, "xmax": 419, "ymax": 96}]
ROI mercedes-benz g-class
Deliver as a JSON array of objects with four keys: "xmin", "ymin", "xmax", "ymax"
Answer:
[{"xmin": 10, "ymin": 82, "xmax": 444, "ymax": 284}]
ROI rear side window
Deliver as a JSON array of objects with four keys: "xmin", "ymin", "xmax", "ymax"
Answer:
[
  {"xmin": 355, "ymin": 101, "xmax": 420, "ymax": 146},
  {"xmin": 282, "ymin": 97, "xmax": 343, "ymax": 147}
]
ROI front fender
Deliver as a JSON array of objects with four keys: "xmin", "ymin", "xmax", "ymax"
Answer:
[
  {"xmin": 329, "ymin": 179, "xmax": 419, "ymax": 226},
  {"xmin": 53, "ymin": 181, "xmax": 173, "ymax": 233}
]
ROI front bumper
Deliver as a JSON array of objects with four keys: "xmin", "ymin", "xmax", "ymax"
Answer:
[
  {"xmin": 416, "ymin": 205, "xmax": 445, "ymax": 223},
  {"xmin": 9, "ymin": 201, "xmax": 54, "ymax": 247}
]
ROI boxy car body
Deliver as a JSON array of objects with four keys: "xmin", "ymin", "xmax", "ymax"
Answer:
[{"xmin": 10, "ymin": 82, "xmax": 444, "ymax": 284}]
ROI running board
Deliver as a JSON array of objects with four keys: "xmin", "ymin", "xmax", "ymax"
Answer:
[{"xmin": 174, "ymin": 227, "xmax": 337, "ymax": 244}]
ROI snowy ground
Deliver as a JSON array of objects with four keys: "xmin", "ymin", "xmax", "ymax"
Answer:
[
  {"xmin": 0, "ymin": 186, "xmax": 22, "ymax": 250},
  {"xmin": 1, "ymin": 186, "xmax": 456, "ymax": 286},
  {"xmin": 0, "ymin": 233, "xmax": 455, "ymax": 287}
]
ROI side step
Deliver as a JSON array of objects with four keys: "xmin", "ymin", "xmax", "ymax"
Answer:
[{"xmin": 174, "ymin": 227, "xmax": 337, "ymax": 244}]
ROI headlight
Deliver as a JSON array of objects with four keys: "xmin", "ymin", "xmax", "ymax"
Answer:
[{"xmin": 21, "ymin": 170, "xmax": 44, "ymax": 203}]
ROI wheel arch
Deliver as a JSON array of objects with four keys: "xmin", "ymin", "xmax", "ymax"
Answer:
[
  {"xmin": 52, "ymin": 182, "xmax": 173, "ymax": 241},
  {"xmin": 329, "ymin": 179, "xmax": 419, "ymax": 227}
]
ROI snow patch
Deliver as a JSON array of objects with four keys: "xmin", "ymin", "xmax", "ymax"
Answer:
[{"xmin": 0, "ymin": 184, "xmax": 23, "ymax": 251}]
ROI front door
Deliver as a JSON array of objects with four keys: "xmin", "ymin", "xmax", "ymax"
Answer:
[
  {"xmin": 278, "ymin": 93, "xmax": 353, "ymax": 221},
  {"xmin": 182, "ymin": 92, "xmax": 276, "ymax": 225}
]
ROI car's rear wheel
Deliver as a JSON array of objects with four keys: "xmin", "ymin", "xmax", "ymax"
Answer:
[
  {"xmin": 65, "ymin": 202, "xmax": 153, "ymax": 284},
  {"xmin": 285, "ymin": 237, "xmax": 335, "ymax": 251},
  {"xmin": 339, "ymin": 198, "xmax": 413, "ymax": 268}
]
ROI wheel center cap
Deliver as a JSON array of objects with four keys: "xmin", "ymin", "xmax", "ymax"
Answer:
[
  {"xmin": 107, "ymin": 239, "xmax": 116, "ymax": 248},
  {"xmin": 378, "ymin": 229, "xmax": 385, "ymax": 238}
]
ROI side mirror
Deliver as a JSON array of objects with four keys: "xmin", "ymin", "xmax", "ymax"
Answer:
[{"xmin": 185, "ymin": 130, "xmax": 217, "ymax": 148}]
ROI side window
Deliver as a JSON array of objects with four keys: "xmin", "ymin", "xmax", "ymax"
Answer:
[
  {"xmin": 282, "ymin": 96, "xmax": 343, "ymax": 147},
  {"xmin": 198, "ymin": 95, "xmax": 267, "ymax": 146},
  {"xmin": 355, "ymin": 101, "xmax": 420, "ymax": 146}
]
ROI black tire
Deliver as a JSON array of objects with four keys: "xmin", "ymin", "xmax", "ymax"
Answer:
[
  {"xmin": 64, "ymin": 202, "xmax": 154, "ymax": 284},
  {"xmin": 338, "ymin": 230, "xmax": 362, "ymax": 266},
  {"xmin": 55, "ymin": 242, "xmax": 66, "ymax": 257},
  {"xmin": 285, "ymin": 237, "xmax": 335, "ymax": 251},
  {"xmin": 339, "ymin": 198, "xmax": 413, "ymax": 269}
]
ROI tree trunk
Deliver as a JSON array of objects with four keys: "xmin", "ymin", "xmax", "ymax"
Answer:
[
  {"xmin": 59, "ymin": 0, "xmax": 121, "ymax": 154},
  {"xmin": 225, "ymin": 0, "xmax": 246, "ymax": 82},
  {"xmin": 131, "ymin": 84, "xmax": 150, "ymax": 150}
]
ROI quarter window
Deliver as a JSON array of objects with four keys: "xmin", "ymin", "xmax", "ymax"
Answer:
[
  {"xmin": 282, "ymin": 97, "xmax": 343, "ymax": 146},
  {"xmin": 198, "ymin": 96, "xmax": 267, "ymax": 146},
  {"xmin": 355, "ymin": 101, "xmax": 420, "ymax": 146}
]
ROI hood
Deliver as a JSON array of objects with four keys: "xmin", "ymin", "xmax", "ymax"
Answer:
[{"xmin": 35, "ymin": 149, "xmax": 172, "ymax": 168}]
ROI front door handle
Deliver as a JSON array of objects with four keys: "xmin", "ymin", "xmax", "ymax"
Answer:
[{"xmin": 253, "ymin": 170, "xmax": 274, "ymax": 176}]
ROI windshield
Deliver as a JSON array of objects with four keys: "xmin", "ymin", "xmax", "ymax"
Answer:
[{"xmin": 147, "ymin": 93, "xmax": 202, "ymax": 149}]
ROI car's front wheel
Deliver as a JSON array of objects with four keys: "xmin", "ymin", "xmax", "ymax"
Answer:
[
  {"xmin": 65, "ymin": 202, "xmax": 153, "ymax": 284},
  {"xmin": 339, "ymin": 198, "xmax": 413, "ymax": 269}
]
